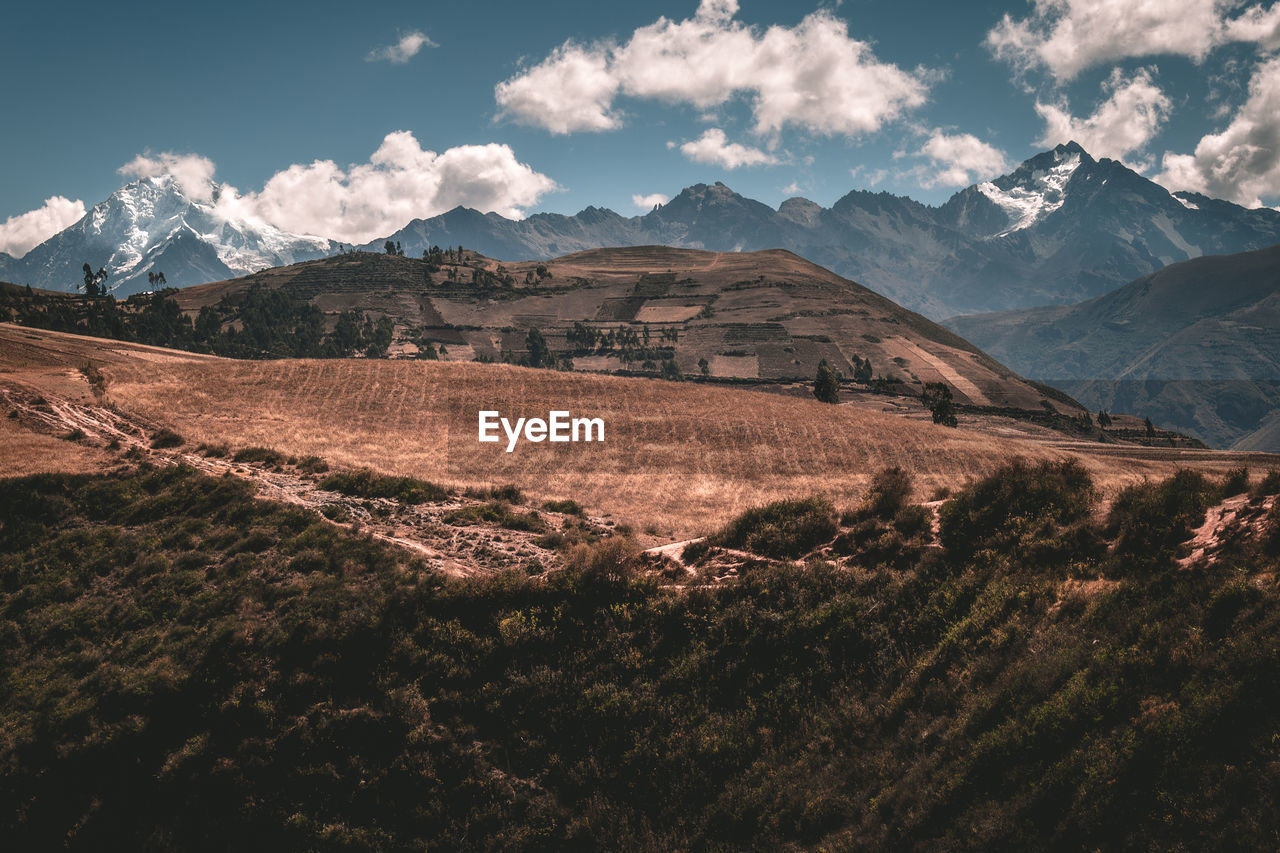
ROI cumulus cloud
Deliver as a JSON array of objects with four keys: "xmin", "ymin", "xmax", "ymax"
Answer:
[
  {"xmin": 1035, "ymin": 67, "xmax": 1171, "ymax": 164},
  {"xmin": 118, "ymin": 151, "xmax": 218, "ymax": 202},
  {"xmin": 632, "ymin": 193, "xmax": 669, "ymax": 210},
  {"xmin": 1157, "ymin": 56, "xmax": 1280, "ymax": 208},
  {"xmin": 0, "ymin": 196, "xmax": 86, "ymax": 258},
  {"xmin": 671, "ymin": 128, "xmax": 779, "ymax": 169},
  {"xmin": 115, "ymin": 132, "xmax": 558, "ymax": 243},
  {"xmin": 987, "ymin": 0, "xmax": 1280, "ymax": 81},
  {"xmin": 495, "ymin": 0, "xmax": 929, "ymax": 138},
  {"xmin": 913, "ymin": 130, "xmax": 1010, "ymax": 188},
  {"xmin": 366, "ymin": 30, "xmax": 436, "ymax": 64}
]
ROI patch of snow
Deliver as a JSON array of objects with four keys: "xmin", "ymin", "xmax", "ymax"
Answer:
[
  {"xmin": 1174, "ymin": 195, "xmax": 1199, "ymax": 210},
  {"xmin": 977, "ymin": 152, "xmax": 1081, "ymax": 235}
]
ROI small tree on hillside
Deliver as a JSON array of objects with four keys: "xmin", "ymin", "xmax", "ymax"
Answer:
[
  {"xmin": 1098, "ymin": 409, "xmax": 1112, "ymax": 429},
  {"xmin": 526, "ymin": 328, "xmax": 554, "ymax": 369},
  {"xmin": 921, "ymin": 382, "xmax": 958, "ymax": 427},
  {"xmin": 813, "ymin": 359, "xmax": 840, "ymax": 404},
  {"xmin": 698, "ymin": 357, "xmax": 710, "ymax": 377}
]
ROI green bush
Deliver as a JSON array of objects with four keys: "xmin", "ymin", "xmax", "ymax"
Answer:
[
  {"xmin": 150, "ymin": 428, "xmax": 184, "ymax": 449},
  {"xmin": 1107, "ymin": 470, "xmax": 1213, "ymax": 569},
  {"xmin": 939, "ymin": 458, "xmax": 1098, "ymax": 564},
  {"xmin": 443, "ymin": 500, "xmax": 547, "ymax": 532},
  {"xmin": 711, "ymin": 496, "xmax": 837, "ymax": 559},
  {"xmin": 542, "ymin": 498, "xmax": 585, "ymax": 516},
  {"xmin": 319, "ymin": 468, "xmax": 448, "ymax": 504},
  {"xmin": 232, "ymin": 446, "xmax": 286, "ymax": 466}
]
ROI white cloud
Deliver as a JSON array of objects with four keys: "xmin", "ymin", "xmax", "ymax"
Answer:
[
  {"xmin": 496, "ymin": 0, "xmax": 929, "ymax": 138},
  {"xmin": 632, "ymin": 193, "xmax": 669, "ymax": 210},
  {"xmin": 116, "ymin": 132, "xmax": 558, "ymax": 243},
  {"xmin": 781, "ymin": 181, "xmax": 802, "ymax": 195},
  {"xmin": 0, "ymin": 196, "xmax": 86, "ymax": 258},
  {"xmin": 673, "ymin": 128, "xmax": 780, "ymax": 169},
  {"xmin": 493, "ymin": 43, "xmax": 621, "ymax": 134},
  {"xmin": 914, "ymin": 130, "xmax": 1010, "ymax": 188},
  {"xmin": 118, "ymin": 151, "xmax": 218, "ymax": 202},
  {"xmin": 367, "ymin": 30, "xmax": 436, "ymax": 64},
  {"xmin": 1035, "ymin": 67, "xmax": 1171, "ymax": 164},
  {"xmin": 986, "ymin": 0, "xmax": 1280, "ymax": 81},
  {"xmin": 1157, "ymin": 56, "xmax": 1280, "ymax": 207}
]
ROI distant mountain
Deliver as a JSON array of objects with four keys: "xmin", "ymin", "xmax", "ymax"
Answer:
[
  {"xmin": 366, "ymin": 142, "xmax": 1280, "ymax": 318},
  {"xmin": 11, "ymin": 143, "xmax": 1280, "ymax": 314},
  {"xmin": 946, "ymin": 244, "xmax": 1280, "ymax": 450},
  {"xmin": 2, "ymin": 177, "xmax": 335, "ymax": 296}
]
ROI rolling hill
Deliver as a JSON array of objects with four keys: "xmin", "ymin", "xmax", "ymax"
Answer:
[
  {"xmin": 946, "ymin": 244, "xmax": 1280, "ymax": 450},
  {"xmin": 173, "ymin": 246, "xmax": 1068, "ymax": 412}
]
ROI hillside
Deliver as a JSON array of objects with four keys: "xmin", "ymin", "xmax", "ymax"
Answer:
[
  {"xmin": 0, "ymin": 324, "xmax": 1265, "ymax": 537},
  {"xmin": 173, "ymin": 246, "xmax": 1063, "ymax": 412},
  {"xmin": 947, "ymin": 244, "xmax": 1280, "ymax": 450}
]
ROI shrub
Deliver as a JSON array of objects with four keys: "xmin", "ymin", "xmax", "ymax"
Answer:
[
  {"xmin": 1253, "ymin": 470, "xmax": 1280, "ymax": 498},
  {"xmin": 849, "ymin": 466, "xmax": 913, "ymax": 521},
  {"xmin": 939, "ymin": 458, "xmax": 1097, "ymax": 563},
  {"xmin": 1220, "ymin": 467, "xmax": 1250, "ymax": 498},
  {"xmin": 295, "ymin": 455, "xmax": 330, "ymax": 474},
  {"xmin": 198, "ymin": 442, "xmax": 230, "ymax": 458},
  {"xmin": 564, "ymin": 535, "xmax": 641, "ymax": 583},
  {"xmin": 543, "ymin": 498, "xmax": 585, "ymax": 516},
  {"xmin": 1107, "ymin": 470, "xmax": 1213, "ymax": 568},
  {"xmin": 443, "ymin": 500, "xmax": 547, "ymax": 532},
  {"xmin": 232, "ymin": 446, "xmax": 286, "ymax": 466},
  {"xmin": 319, "ymin": 468, "xmax": 448, "ymax": 504},
  {"xmin": 150, "ymin": 428, "xmax": 184, "ymax": 449},
  {"xmin": 711, "ymin": 496, "xmax": 837, "ymax": 559}
]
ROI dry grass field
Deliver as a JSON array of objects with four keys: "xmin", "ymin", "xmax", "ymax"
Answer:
[{"xmin": 3, "ymin": 323, "xmax": 1276, "ymax": 537}]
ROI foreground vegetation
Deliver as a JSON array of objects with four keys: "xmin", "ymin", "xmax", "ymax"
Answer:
[{"xmin": 2, "ymin": 462, "xmax": 1279, "ymax": 849}]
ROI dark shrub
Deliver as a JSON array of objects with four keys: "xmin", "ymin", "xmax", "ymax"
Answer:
[
  {"xmin": 542, "ymin": 498, "xmax": 585, "ymax": 516},
  {"xmin": 1220, "ymin": 467, "xmax": 1250, "ymax": 498},
  {"xmin": 939, "ymin": 458, "xmax": 1097, "ymax": 563},
  {"xmin": 1107, "ymin": 470, "xmax": 1213, "ymax": 568},
  {"xmin": 1253, "ymin": 470, "xmax": 1280, "ymax": 498},
  {"xmin": 711, "ymin": 496, "xmax": 837, "ymax": 559},
  {"xmin": 444, "ymin": 501, "xmax": 547, "ymax": 532},
  {"xmin": 319, "ymin": 468, "xmax": 448, "ymax": 504},
  {"xmin": 150, "ymin": 428, "xmax": 184, "ymax": 449},
  {"xmin": 232, "ymin": 446, "xmax": 286, "ymax": 466}
]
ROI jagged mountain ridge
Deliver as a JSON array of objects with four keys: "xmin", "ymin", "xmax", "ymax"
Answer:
[
  {"xmin": 364, "ymin": 142, "xmax": 1280, "ymax": 318},
  {"xmin": 1, "ymin": 176, "xmax": 335, "ymax": 297}
]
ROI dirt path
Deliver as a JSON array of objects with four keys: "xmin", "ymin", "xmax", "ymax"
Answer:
[{"xmin": 890, "ymin": 337, "xmax": 991, "ymax": 406}]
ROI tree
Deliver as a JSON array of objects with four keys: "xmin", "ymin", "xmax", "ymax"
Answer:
[
  {"xmin": 813, "ymin": 359, "xmax": 840, "ymax": 404},
  {"xmin": 384, "ymin": 240, "xmax": 396, "ymax": 255},
  {"xmin": 1145, "ymin": 416, "xmax": 1156, "ymax": 438},
  {"xmin": 1098, "ymin": 409, "xmax": 1112, "ymax": 429},
  {"xmin": 661, "ymin": 358, "xmax": 683, "ymax": 381},
  {"xmin": 81, "ymin": 263, "xmax": 107, "ymax": 297},
  {"xmin": 922, "ymin": 382, "xmax": 958, "ymax": 427},
  {"xmin": 525, "ymin": 328, "xmax": 554, "ymax": 369},
  {"xmin": 698, "ymin": 357, "xmax": 710, "ymax": 377}
]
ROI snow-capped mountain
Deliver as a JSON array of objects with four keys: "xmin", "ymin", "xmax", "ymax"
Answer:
[{"xmin": 2, "ymin": 176, "xmax": 335, "ymax": 296}]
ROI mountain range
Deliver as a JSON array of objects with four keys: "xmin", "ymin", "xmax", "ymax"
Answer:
[
  {"xmin": 6, "ymin": 143, "xmax": 1280, "ymax": 317},
  {"xmin": 946, "ymin": 244, "xmax": 1280, "ymax": 450}
]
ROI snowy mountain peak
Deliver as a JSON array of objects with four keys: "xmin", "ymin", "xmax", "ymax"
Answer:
[
  {"xmin": 976, "ymin": 144, "xmax": 1087, "ymax": 235},
  {"xmin": 8, "ymin": 175, "xmax": 336, "ymax": 296}
]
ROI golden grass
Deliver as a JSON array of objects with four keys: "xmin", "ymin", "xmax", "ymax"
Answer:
[
  {"xmin": 3, "ymin": 323, "xmax": 1275, "ymax": 538},
  {"xmin": 0, "ymin": 417, "xmax": 111, "ymax": 477}
]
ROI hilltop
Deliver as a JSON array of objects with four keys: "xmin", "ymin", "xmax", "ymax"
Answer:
[{"xmin": 173, "ymin": 246, "xmax": 1065, "ymax": 412}]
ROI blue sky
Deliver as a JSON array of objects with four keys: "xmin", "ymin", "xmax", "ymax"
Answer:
[{"xmin": 2, "ymin": 0, "xmax": 1278, "ymax": 254}]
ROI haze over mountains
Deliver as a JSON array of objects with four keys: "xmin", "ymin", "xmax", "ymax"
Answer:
[
  {"xmin": 948, "ymin": 245, "xmax": 1280, "ymax": 451},
  {"xmin": 6, "ymin": 143, "xmax": 1280, "ymax": 318}
]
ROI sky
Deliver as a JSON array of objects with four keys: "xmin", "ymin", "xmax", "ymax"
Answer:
[{"xmin": 2, "ymin": 0, "xmax": 1279, "ymax": 256}]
